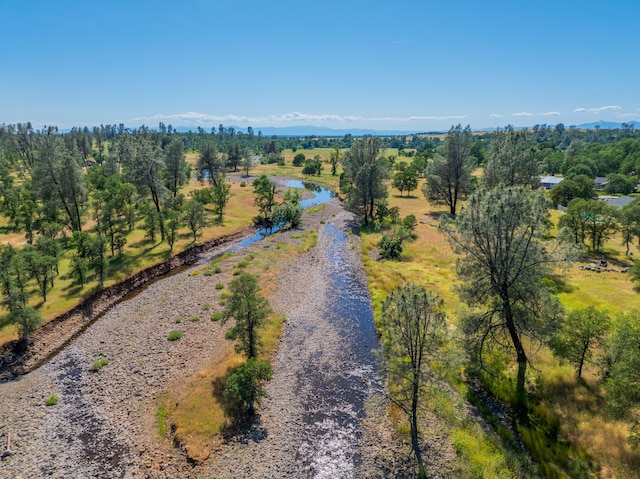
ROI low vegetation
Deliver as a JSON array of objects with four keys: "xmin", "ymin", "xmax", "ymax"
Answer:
[{"xmin": 167, "ymin": 331, "xmax": 183, "ymax": 341}]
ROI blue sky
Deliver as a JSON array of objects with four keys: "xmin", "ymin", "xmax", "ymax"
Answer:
[{"xmin": 1, "ymin": 0, "xmax": 638, "ymax": 132}]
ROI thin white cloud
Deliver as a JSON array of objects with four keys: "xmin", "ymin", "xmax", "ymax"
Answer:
[
  {"xmin": 509, "ymin": 111, "xmax": 560, "ymax": 117},
  {"xmin": 490, "ymin": 114, "xmax": 504, "ymax": 118},
  {"xmin": 130, "ymin": 111, "xmax": 467, "ymax": 125},
  {"xmin": 618, "ymin": 113, "xmax": 640, "ymax": 118},
  {"xmin": 574, "ymin": 105, "xmax": 622, "ymax": 113}
]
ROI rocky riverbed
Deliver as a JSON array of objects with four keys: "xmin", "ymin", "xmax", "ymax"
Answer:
[{"xmin": 0, "ymin": 195, "xmax": 456, "ymax": 479}]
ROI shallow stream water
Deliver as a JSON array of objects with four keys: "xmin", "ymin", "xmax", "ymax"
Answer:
[{"xmin": 295, "ymin": 225, "xmax": 382, "ymax": 478}]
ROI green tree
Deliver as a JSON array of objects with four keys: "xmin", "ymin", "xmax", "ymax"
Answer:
[
  {"xmin": 292, "ymin": 152, "xmax": 306, "ymax": 167},
  {"xmin": 422, "ymin": 124, "xmax": 475, "ymax": 216},
  {"xmin": 482, "ymin": 129, "xmax": 540, "ymax": 189},
  {"xmin": 67, "ymin": 254, "xmax": 88, "ymax": 287},
  {"xmin": 164, "ymin": 138, "xmax": 188, "ymax": 197},
  {"xmin": 605, "ymin": 173, "xmax": 637, "ymax": 195},
  {"xmin": 211, "ymin": 176, "xmax": 232, "ymax": 223},
  {"xmin": 620, "ymin": 199, "xmax": 640, "ymax": 255},
  {"xmin": 197, "ymin": 141, "xmax": 225, "ymax": 187},
  {"xmin": 0, "ymin": 246, "xmax": 42, "ymax": 344},
  {"xmin": 444, "ymin": 186, "xmax": 566, "ymax": 411},
  {"xmin": 252, "ymin": 175, "xmax": 277, "ymax": 223},
  {"xmin": 241, "ymin": 154, "xmax": 253, "ymax": 177},
  {"xmin": 341, "ymin": 137, "xmax": 390, "ymax": 224},
  {"xmin": 33, "ymin": 130, "xmax": 87, "ymax": 231},
  {"xmin": 380, "ymin": 284, "xmax": 446, "ymax": 478},
  {"xmin": 602, "ymin": 312, "xmax": 640, "ymax": 446},
  {"xmin": 392, "ymin": 166, "xmax": 419, "ymax": 197},
  {"xmin": 378, "ymin": 226, "xmax": 416, "ymax": 260},
  {"xmin": 551, "ymin": 306, "xmax": 610, "ymax": 379},
  {"xmin": 560, "ymin": 198, "xmax": 618, "ymax": 252},
  {"xmin": 227, "ymin": 141, "xmax": 243, "ymax": 172},
  {"xmin": 549, "ymin": 178, "xmax": 581, "ymax": 207},
  {"xmin": 123, "ymin": 136, "xmax": 168, "ymax": 241},
  {"xmin": 328, "ymin": 145, "xmax": 342, "ymax": 175},
  {"xmin": 165, "ymin": 209, "xmax": 181, "ymax": 251},
  {"xmin": 223, "ymin": 273, "xmax": 271, "ymax": 359},
  {"xmin": 302, "ymin": 157, "xmax": 323, "ymax": 176},
  {"xmin": 271, "ymin": 189, "xmax": 303, "ymax": 229},
  {"xmin": 23, "ymin": 246, "xmax": 56, "ymax": 302},
  {"xmin": 223, "ymin": 358, "xmax": 273, "ymax": 419},
  {"xmin": 184, "ymin": 199, "xmax": 205, "ymax": 242}
]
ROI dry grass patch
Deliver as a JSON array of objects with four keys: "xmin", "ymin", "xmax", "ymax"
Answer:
[{"xmin": 172, "ymin": 344, "xmax": 243, "ymax": 461}]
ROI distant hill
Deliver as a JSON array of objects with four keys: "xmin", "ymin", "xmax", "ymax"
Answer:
[{"xmin": 574, "ymin": 120, "xmax": 640, "ymax": 129}]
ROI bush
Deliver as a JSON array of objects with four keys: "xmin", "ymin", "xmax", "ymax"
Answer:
[
  {"xmin": 240, "ymin": 181, "xmax": 247, "ymax": 187},
  {"xmin": 271, "ymin": 202, "xmax": 303, "ymax": 229},
  {"xmin": 215, "ymin": 283, "xmax": 224, "ymax": 290},
  {"xmin": 45, "ymin": 394, "xmax": 59, "ymax": 406},
  {"xmin": 293, "ymin": 153, "xmax": 306, "ymax": 166},
  {"xmin": 189, "ymin": 315, "xmax": 199, "ymax": 322},
  {"xmin": 92, "ymin": 357, "xmax": 109, "ymax": 371},
  {"xmin": 302, "ymin": 159, "xmax": 323, "ymax": 175},
  {"xmin": 211, "ymin": 311, "xmax": 224, "ymax": 321},
  {"xmin": 167, "ymin": 331, "xmax": 184, "ymax": 341},
  {"xmin": 378, "ymin": 227, "xmax": 415, "ymax": 260},
  {"xmin": 175, "ymin": 317, "xmax": 182, "ymax": 323},
  {"xmin": 202, "ymin": 303, "xmax": 211, "ymax": 310}
]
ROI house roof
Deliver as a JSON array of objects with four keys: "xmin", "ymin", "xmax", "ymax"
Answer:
[
  {"xmin": 599, "ymin": 195, "xmax": 635, "ymax": 209},
  {"xmin": 540, "ymin": 175, "xmax": 563, "ymax": 185},
  {"xmin": 595, "ymin": 177, "xmax": 608, "ymax": 186}
]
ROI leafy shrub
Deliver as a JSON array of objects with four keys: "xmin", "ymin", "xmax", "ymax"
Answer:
[
  {"xmin": 240, "ymin": 181, "xmax": 247, "ymax": 187},
  {"xmin": 236, "ymin": 259, "xmax": 249, "ymax": 269},
  {"xmin": 271, "ymin": 202, "xmax": 303, "ymax": 229},
  {"xmin": 45, "ymin": 394, "xmax": 59, "ymax": 406},
  {"xmin": 202, "ymin": 303, "xmax": 211, "ymax": 310},
  {"xmin": 293, "ymin": 153, "xmax": 306, "ymax": 166},
  {"xmin": 167, "ymin": 331, "xmax": 184, "ymax": 341},
  {"xmin": 211, "ymin": 311, "xmax": 224, "ymax": 321},
  {"xmin": 215, "ymin": 283, "xmax": 224, "ymax": 290},
  {"xmin": 92, "ymin": 357, "xmax": 109, "ymax": 371},
  {"xmin": 175, "ymin": 317, "xmax": 182, "ymax": 323},
  {"xmin": 302, "ymin": 159, "xmax": 322, "ymax": 175},
  {"xmin": 189, "ymin": 315, "xmax": 199, "ymax": 322}
]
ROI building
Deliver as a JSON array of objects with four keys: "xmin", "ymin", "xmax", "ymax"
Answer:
[
  {"xmin": 598, "ymin": 195, "xmax": 635, "ymax": 209},
  {"xmin": 540, "ymin": 175, "xmax": 564, "ymax": 189}
]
